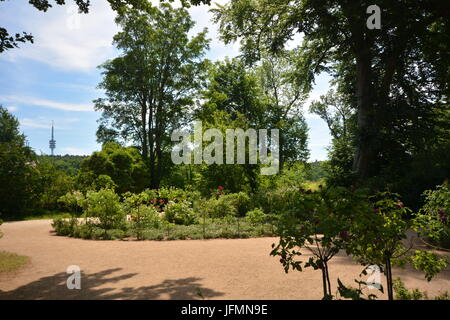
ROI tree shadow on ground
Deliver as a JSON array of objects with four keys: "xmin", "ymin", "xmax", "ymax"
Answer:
[{"xmin": 0, "ymin": 268, "xmax": 224, "ymax": 300}]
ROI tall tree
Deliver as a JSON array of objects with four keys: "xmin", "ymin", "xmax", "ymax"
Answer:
[
  {"xmin": 94, "ymin": 3, "xmax": 210, "ymax": 188},
  {"xmin": 197, "ymin": 58, "xmax": 264, "ymax": 192},
  {"xmin": 255, "ymin": 50, "xmax": 309, "ymax": 169},
  {"xmin": 212, "ymin": 0, "xmax": 450, "ymax": 184},
  {"xmin": 310, "ymin": 89, "xmax": 353, "ymax": 142},
  {"xmin": 0, "ymin": 106, "xmax": 37, "ymax": 218},
  {"xmin": 77, "ymin": 142, "xmax": 148, "ymax": 194}
]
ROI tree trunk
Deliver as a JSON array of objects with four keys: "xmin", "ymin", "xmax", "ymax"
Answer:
[
  {"xmin": 352, "ymin": 50, "xmax": 375, "ymax": 183},
  {"xmin": 386, "ymin": 257, "xmax": 394, "ymax": 300}
]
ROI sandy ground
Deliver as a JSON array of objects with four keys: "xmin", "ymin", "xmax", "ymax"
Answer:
[{"xmin": 0, "ymin": 219, "xmax": 449, "ymax": 300}]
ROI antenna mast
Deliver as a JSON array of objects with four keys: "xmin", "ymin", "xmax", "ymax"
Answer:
[{"xmin": 49, "ymin": 121, "xmax": 56, "ymax": 156}]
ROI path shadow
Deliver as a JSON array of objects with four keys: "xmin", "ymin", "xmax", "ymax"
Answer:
[{"xmin": 0, "ymin": 268, "xmax": 224, "ymax": 300}]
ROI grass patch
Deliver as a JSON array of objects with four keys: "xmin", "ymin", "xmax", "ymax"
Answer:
[
  {"xmin": 0, "ymin": 251, "xmax": 30, "ymax": 273},
  {"xmin": 4, "ymin": 210, "xmax": 72, "ymax": 222}
]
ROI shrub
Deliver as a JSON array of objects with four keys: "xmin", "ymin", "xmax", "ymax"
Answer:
[
  {"xmin": 222, "ymin": 192, "xmax": 251, "ymax": 216},
  {"xmin": 92, "ymin": 174, "xmax": 117, "ymax": 191},
  {"xmin": 258, "ymin": 186, "xmax": 314, "ymax": 218},
  {"xmin": 58, "ymin": 190, "xmax": 85, "ymax": 215},
  {"xmin": 414, "ymin": 182, "xmax": 450, "ymax": 249},
  {"xmin": 164, "ymin": 201, "xmax": 197, "ymax": 225},
  {"xmin": 149, "ymin": 187, "xmax": 201, "ymax": 203},
  {"xmin": 246, "ymin": 208, "xmax": 266, "ymax": 225},
  {"xmin": 134, "ymin": 205, "xmax": 162, "ymax": 228},
  {"xmin": 84, "ymin": 188, "xmax": 124, "ymax": 229},
  {"xmin": 393, "ymin": 278, "xmax": 428, "ymax": 300},
  {"xmin": 271, "ymin": 186, "xmax": 364, "ymax": 299},
  {"xmin": 392, "ymin": 278, "xmax": 449, "ymax": 300},
  {"xmin": 205, "ymin": 197, "xmax": 238, "ymax": 219},
  {"xmin": 52, "ymin": 217, "xmax": 78, "ymax": 236}
]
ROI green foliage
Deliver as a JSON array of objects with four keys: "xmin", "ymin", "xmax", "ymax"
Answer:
[
  {"xmin": 58, "ymin": 191, "xmax": 85, "ymax": 215},
  {"xmin": 270, "ymin": 186, "xmax": 447, "ymax": 300},
  {"xmin": 410, "ymin": 251, "xmax": 448, "ymax": 282},
  {"xmin": 392, "ymin": 278, "xmax": 449, "ymax": 300},
  {"xmin": 255, "ymin": 51, "xmax": 310, "ymax": 168},
  {"xmin": 271, "ymin": 186, "xmax": 367, "ymax": 298},
  {"xmin": 0, "ymin": 106, "xmax": 37, "ymax": 218},
  {"xmin": 245, "ymin": 208, "xmax": 265, "ymax": 226},
  {"xmin": 156, "ymin": 187, "xmax": 201, "ymax": 204},
  {"xmin": 336, "ymin": 278, "xmax": 379, "ymax": 301},
  {"xmin": 92, "ymin": 174, "xmax": 117, "ymax": 191},
  {"xmin": 84, "ymin": 189, "xmax": 125, "ymax": 229},
  {"xmin": 52, "ymin": 217, "xmax": 79, "ymax": 236},
  {"xmin": 194, "ymin": 110, "xmax": 261, "ymax": 194},
  {"xmin": 393, "ymin": 278, "xmax": 428, "ymax": 300},
  {"xmin": 258, "ymin": 162, "xmax": 309, "ymax": 192},
  {"xmin": 324, "ymin": 138, "xmax": 355, "ymax": 187},
  {"xmin": 52, "ymin": 216, "xmax": 275, "ymax": 241},
  {"xmin": 78, "ymin": 142, "xmax": 148, "ymax": 194},
  {"xmin": 202, "ymin": 194, "xmax": 239, "ymax": 219},
  {"xmin": 122, "ymin": 191, "xmax": 160, "ymax": 239},
  {"xmin": 213, "ymin": 0, "xmax": 450, "ymax": 196},
  {"xmin": 164, "ymin": 201, "xmax": 197, "ymax": 226},
  {"xmin": 414, "ymin": 182, "xmax": 450, "ymax": 248},
  {"xmin": 95, "ymin": 2, "xmax": 210, "ymax": 189},
  {"xmin": 33, "ymin": 158, "xmax": 74, "ymax": 210},
  {"xmin": 37, "ymin": 155, "xmax": 86, "ymax": 176},
  {"xmin": 221, "ymin": 192, "xmax": 251, "ymax": 217},
  {"xmin": 346, "ymin": 191, "xmax": 412, "ymax": 267}
]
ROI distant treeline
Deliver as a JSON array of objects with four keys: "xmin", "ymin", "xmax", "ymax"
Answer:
[{"xmin": 37, "ymin": 155, "xmax": 88, "ymax": 176}]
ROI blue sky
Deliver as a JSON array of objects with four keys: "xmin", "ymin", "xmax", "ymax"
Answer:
[{"xmin": 0, "ymin": 0, "xmax": 332, "ymax": 161}]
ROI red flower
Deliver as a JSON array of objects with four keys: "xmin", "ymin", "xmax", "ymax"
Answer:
[
  {"xmin": 159, "ymin": 199, "xmax": 164, "ymax": 203},
  {"xmin": 217, "ymin": 186, "xmax": 224, "ymax": 190},
  {"xmin": 339, "ymin": 231, "xmax": 350, "ymax": 239}
]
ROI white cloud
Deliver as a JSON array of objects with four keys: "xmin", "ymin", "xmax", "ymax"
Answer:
[
  {"xmin": 6, "ymin": 105, "xmax": 19, "ymax": 112},
  {"xmin": 1, "ymin": 1, "xmax": 119, "ymax": 72},
  {"xmin": 304, "ymin": 113, "xmax": 321, "ymax": 119},
  {"xmin": 1, "ymin": 95, "xmax": 93, "ymax": 112},
  {"xmin": 20, "ymin": 118, "xmax": 55, "ymax": 129},
  {"xmin": 0, "ymin": 0, "xmax": 238, "ymax": 72},
  {"xmin": 20, "ymin": 116, "xmax": 79, "ymax": 129}
]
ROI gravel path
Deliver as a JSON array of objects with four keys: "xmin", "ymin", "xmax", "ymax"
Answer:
[{"xmin": 0, "ymin": 220, "xmax": 449, "ymax": 300}]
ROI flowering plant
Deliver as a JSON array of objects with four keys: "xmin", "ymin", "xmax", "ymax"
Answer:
[{"xmin": 413, "ymin": 182, "xmax": 450, "ymax": 249}]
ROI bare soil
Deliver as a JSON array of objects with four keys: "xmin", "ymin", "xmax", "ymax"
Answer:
[{"xmin": 0, "ymin": 220, "xmax": 449, "ymax": 300}]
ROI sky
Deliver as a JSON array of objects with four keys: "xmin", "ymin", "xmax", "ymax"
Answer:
[{"xmin": 0, "ymin": 0, "xmax": 332, "ymax": 161}]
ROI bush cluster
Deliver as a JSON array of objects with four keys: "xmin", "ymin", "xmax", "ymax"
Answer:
[{"xmin": 53, "ymin": 187, "xmax": 274, "ymax": 240}]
